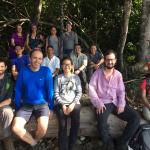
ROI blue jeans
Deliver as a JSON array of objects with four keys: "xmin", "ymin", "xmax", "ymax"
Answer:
[
  {"xmin": 96, "ymin": 103, "xmax": 140, "ymax": 145},
  {"xmin": 55, "ymin": 104, "xmax": 81, "ymax": 150}
]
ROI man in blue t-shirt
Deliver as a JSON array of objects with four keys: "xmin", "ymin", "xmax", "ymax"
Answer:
[
  {"xmin": 12, "ymin": 50, "xmax": 53, "ymax": 150},
  {"xmin": 11, "ymin": 45, "xmax": 29, "ymax": 80}
]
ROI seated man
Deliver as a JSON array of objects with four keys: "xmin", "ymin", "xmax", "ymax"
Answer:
[
  {"xmin": 87, "ymin": 44, "xmax": 104, "ymax": 82},
  {"xmin": 0, "ymin": 58, "xmax": 14, "ymax": 150},
  {"xmin": 11, "ymin": 45, "xmax": 29, "ymax": 79},
  {"xmin": 42, "ymin": 45, "xmax": 60, "ymax": 78},
  {"xmin": 140, "ymin": 70, "xmax": 150, "ymax": 121},
  {"xmin": 71, "ymin": 44, "xmax": 88, "ymax": 93},
  {"xmin": 89, "ymin": 49, "xmax": 140, "ymax": 150},
  {"xmin": 12, "ymin": 50, "xmax": 54, "ymax": 150}
]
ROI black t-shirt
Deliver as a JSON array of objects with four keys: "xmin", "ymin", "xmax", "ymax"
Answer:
[
  {"xmin": 0, "ymin": 78, "xmax": 4, "ymax": 94},
  {"xmin": 0, "ymin": 74, "xmax": 13, "ymax": 102},
  {"xmin": 88, "ymin": 51, "xmax": 103, "ymax": 64}
]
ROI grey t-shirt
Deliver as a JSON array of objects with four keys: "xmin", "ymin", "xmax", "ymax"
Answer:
[
  {"xmin": 61, "ymin": 31, "xmax": 78, "ymax": 50},
  {"xmin": 54, "ymin": 74, "xmax": 82, "ymax": 105},
  {"xmin": 48, "ymin": 36, "xmax": 59, "ymax": 56}
]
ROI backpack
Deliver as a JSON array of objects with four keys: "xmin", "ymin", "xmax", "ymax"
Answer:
[{"xmin": 129, "ymin": 124, "xmax": 150, "ymax": 150}]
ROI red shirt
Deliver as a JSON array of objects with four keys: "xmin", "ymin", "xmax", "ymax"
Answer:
[{"xmin": 140, "ymin": 79, "xmax": 150, "ymax": 95}]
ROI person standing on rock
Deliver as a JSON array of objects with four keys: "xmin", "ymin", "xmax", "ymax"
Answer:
[
  {"xmin": 61, "ymin": 21, "xmax": 78, "ymax": 57},
  {"xmin": 12, "ymin": 50, "xmax": 54, "ymax": 150},
  {"xmin": 89, "ymin": 49, "xmax": 140, "ymax": 150},
  {"xmin": 54, "ymin": 57, "xmax": 82, "ymax": 150}
]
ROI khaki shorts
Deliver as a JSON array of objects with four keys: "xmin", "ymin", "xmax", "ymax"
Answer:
[{"xmin": 0, "ymin": 106, "xmax": 14, "ymax": 139}]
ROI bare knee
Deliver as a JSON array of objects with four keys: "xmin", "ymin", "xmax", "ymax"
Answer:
[
  {"xmin": 36, "ymin": 127, "xmax": 47, "ymax": 137},
  {"xmin": 12, "ymin": 117, "xmax": 26, "ymax": 136}
]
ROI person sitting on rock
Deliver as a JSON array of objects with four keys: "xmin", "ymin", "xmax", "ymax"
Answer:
[
  {"xmin": 54, "ymin": 57, "xmax": 82, "ymax": 150},
  {"xmin": 11, "ymin": 45, "xmax": 29, "ymax": 80},
  {"xmin": 42, "ymin": 45, "xmax": 60, "ymax": 78},
  {"xmin": 87, "ymin": 44, "xmax": 104, "ymax": 82},
  {"xmin": 71, "ymin": 44, "xmax": 88, "ymax": 93},
  {"xmin": 0, "ymin": 58, "xmax": 15, "ymax": 150},
  {"xmin": 140, "ymin": 62, "xmax": 150, "ymax": 121},
  {"xmin": 89, "ymin": 49, "xmax": 140, "ymax": 150},
  {"xmin": 12, "ymin": 50, "xmax": 53, "ymax": 150}
]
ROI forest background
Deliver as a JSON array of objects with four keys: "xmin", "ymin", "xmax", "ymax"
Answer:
[{"xmin": 0, "ymin": 0, "xmax": 143, "ymax": 75}]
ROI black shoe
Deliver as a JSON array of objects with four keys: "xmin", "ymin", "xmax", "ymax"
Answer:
[
  {"xmin": 30, "ymin": 144, "xmax": 39, "ymax": 150},
  {"xmin": 0, "ymin": 141, "xmax": 4, "ymax": 150},
  {"xmin": 116, "ymin": 145, "xmax": 128, "ymax": 150},
  {"xmin": 107, "ymin": 140, "xmax": 115, "ymax": 150},
  {"xmin": 102, "ymin": 140, "xmax": 115, "ymax": 150}
]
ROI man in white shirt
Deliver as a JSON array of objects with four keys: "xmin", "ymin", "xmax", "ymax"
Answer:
[{"xmin": 42, "ymin": 45, "xmax": 60, "ymax": 77}]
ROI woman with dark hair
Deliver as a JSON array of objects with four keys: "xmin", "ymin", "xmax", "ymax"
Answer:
[
  {"xmin": 45, "ymin": 26, "xmax": 60, "ymax": 57},
  {"xmin": 26, "ymin": 24, "xmax": 40, "ymax": 52},
  {"xmin": 54, "ymin": 57, "xmax": 82, "ymax": 150},
  {"xmin": 9, "ymin": 24, "xmax": 26, "ymax": 59}
]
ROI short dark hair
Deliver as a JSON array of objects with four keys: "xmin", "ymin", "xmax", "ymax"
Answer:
[
  {"xmin": 90, "ymin": 43, "xmax": 97, "ymax": 47},
  {"xmin": 0, "ymin": 57, "xmax": 7, "ymax": 66},
  {"xmin": 75, "ymin": 44, "xmax": 81, "ymax": 48},
  {"xmin": 47, "ymin": 45, "xmax": 54, "ymax": 50},
  {"xmin": 29, "ymin": 50, "xmax": 43, "ymax": 58},
  {"xmin": 61, "ymin": 57, "xmax": 73, "ymax": 66},
  {"xmin": 104, "ymin": 49, "xmax": 117, "ymax": 59}
]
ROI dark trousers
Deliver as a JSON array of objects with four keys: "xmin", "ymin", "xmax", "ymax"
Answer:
[
  {"xmin": 86, "ymin": 67, "xmax": 95, "ymax": 83},
  {"xmin": 55, "ymin": 104, "xmax": 81, "ymax": 150},
  {"xmin": 78, "ymin": 70, "xmax": 87, "ymax": 93},
  {"xmin": 63, "ymin": 49, "xmax": 73, "ymax": 57},
  {"xmin": 96, "ymin": 103, "xmax": 140, "ymax": 145}
]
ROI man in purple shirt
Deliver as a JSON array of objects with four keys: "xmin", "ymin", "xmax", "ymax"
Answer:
[{"xmin": 89, "ymin": 49, "xmax": 140, "ymax": 150}]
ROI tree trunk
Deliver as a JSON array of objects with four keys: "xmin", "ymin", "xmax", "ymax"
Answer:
[
  {"xmin": 140, "ymin": 0, "xmax": 150, "ymax": 62},
  {"xmin": 32, "ymin": 0, "xmax": 43, "ymax": 24},
  {"xmin": 117, "ymin": 0, "xmax": 132, "ymax": 71},
  {"xmin": 60, "ymin": 1, "xmax": 65, "ymax": 35}
]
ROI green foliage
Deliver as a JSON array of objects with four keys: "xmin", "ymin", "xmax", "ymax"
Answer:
[{"xmin": 0, "ymin": 0, "xmax": 142, "ymax": 63}]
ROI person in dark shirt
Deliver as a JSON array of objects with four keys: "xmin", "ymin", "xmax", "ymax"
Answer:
[
  {"xmin": 0, "ymin": 58, "xmax": 14, "ymax": 150},
  {"xmin": 87, "ymin": 44, "xmax": 104, "ymax": 82}
]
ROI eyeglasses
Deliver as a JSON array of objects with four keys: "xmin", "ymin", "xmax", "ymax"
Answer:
[
  {"xmin": 63, "ymin": 64, "xmax": 72, "ymax": 66},
  {"xmin": 105, "ymin": 59, "xmax": 116, "ymax": 61}
]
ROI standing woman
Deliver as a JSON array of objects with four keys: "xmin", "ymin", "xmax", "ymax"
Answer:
[
  {"xmin": 54, "ymin": 57, "xmax": 82, "ymax": 150},
  {"xmin": 9, "ymin": 24, "xmax": 26, "ymax": 59},
  {"xmin": 26, "ymin": 24, "xmax": 39, "ymax": 53},
  {"xmin": 45, "ymin": 26, "xmax": 60, "ymax": 57}
]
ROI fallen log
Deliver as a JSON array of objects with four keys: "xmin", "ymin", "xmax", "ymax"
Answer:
[{"xmin": 26, "ymin": 106, "xmax": 127, "ymax": 138}]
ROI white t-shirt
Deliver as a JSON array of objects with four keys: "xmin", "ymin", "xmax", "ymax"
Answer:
[{"xmin": 42, "ymin": 56, "xmax": 60, "ymax": 74}]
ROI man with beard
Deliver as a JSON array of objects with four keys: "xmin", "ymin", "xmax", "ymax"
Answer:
[
  {"xmin": 0, "ymin": 58, "xmax": 14, "ymax": 150},
  {"xmin": 89, "ymin": 49, "xmax": 140, "ymax": 150}
]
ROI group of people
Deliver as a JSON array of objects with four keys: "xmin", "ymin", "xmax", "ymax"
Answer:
[{"xmin": 1, "ymin": 21, "xmax": 150, "ymax": 150}]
